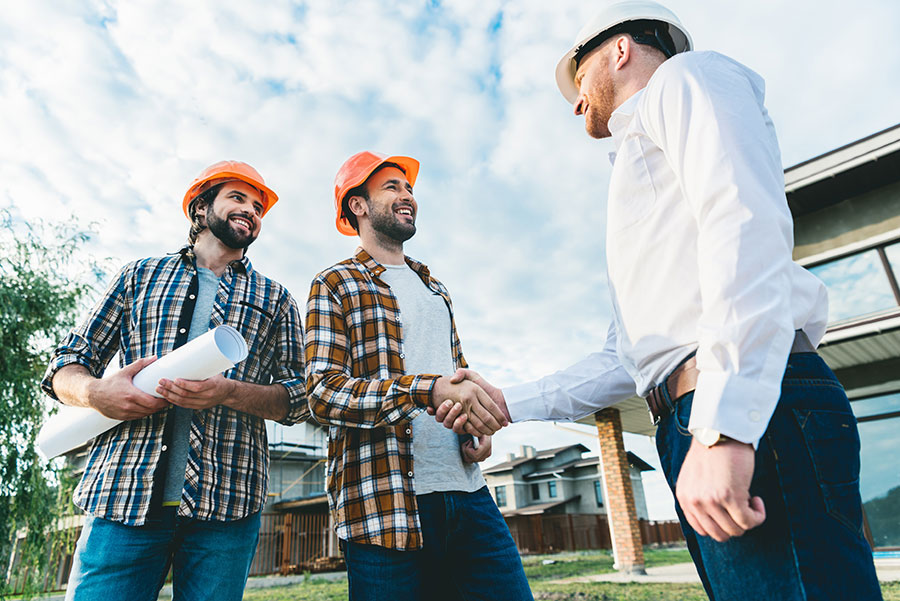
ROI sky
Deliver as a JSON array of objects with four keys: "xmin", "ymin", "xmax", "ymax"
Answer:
[{"xmin": 3, "ymin": 0, "xmax": 899, "ymax": 521}]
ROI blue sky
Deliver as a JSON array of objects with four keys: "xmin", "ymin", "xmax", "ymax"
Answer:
[{"xmin": 3, "ymin": 0, "xmax": 899, "ymax": 520}]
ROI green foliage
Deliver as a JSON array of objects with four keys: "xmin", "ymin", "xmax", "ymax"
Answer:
[{"xmin": 0, "ymin": 210, "xmax": 102, "ymax": 598}]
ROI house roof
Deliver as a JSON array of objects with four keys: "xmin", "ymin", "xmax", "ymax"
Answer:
[
  {"xmin": 484, "ymin": 445, "xmax": 654, "ymax": 476},
  {"xmin": 784, "ymin": 122, "xmax": 900, "ymax": 217},
  {"xmin": 482, "ymin": 443, "xmax": 589, "ymax": 474},
  {"xmin": 500, "ymin": 496, "xmax": 581, "ymax": 517}
]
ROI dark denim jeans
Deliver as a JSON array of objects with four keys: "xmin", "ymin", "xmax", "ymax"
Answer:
[
  {"xmin": 65, "ymin": 507, "xmax": 261, "ymax": 601},
  {"xmin": 656, "ymin": 352, "xmax": 882, "ymax": 600},
  {"xmin": 342, "ymin": 486, "xmax": 533, "ymax": 601}
]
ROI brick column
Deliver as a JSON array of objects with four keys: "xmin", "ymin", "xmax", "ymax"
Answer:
[{"xmin": 595, "ymin": 407, "xmax": 646, "ymax": 575}]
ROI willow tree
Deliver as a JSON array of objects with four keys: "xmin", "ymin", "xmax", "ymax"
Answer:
[{"xmin": 0, "ymin": 211, "xmax": 102, "ymax": 597}]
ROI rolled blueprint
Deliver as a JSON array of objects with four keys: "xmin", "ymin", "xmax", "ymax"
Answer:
[{"xmin": 37, "ymin": 325, "xmax": 248, "ymax": 459}]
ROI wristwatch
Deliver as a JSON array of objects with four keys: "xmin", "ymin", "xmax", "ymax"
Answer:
[{"xmin": 692, "ymin": 427, "xmax": 728, "ymax": 448}]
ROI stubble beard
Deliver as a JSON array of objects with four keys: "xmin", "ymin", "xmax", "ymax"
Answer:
[
  {"xmin": 368, "ymin": 200, "xmax": 416, "ymax": 245},
  {"xmin": 584, "ymin": 73, "xmax": 616, "ymax": 139},
  {"xmin": 206, "ymin": 207, "xmax": 257, "ymax": 250}
]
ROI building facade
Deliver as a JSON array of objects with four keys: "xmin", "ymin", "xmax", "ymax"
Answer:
[
  {"xmin": 482, "ymin": 444, "xmax": 653, "ymax": 519},
  {"xmin": 786, "ymin": 123, "xmax": 900, "ymax": 551}
]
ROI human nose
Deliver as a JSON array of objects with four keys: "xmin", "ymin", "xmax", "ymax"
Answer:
[{"xmin": 574, "ymin": 95, "xmax": 585, "ymax": 116}]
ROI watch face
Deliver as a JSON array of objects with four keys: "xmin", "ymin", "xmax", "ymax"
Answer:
[{"xmin": 693, "ymin": 427, "xmax": 722, "ymax": 447}]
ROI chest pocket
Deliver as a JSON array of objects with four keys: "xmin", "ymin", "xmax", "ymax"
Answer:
[
  {"xmin": 228, "ymin": 300, "xmax": 275, "ymax": 354},
  {"xmin": 607, "ymin": 134, "xmax": 657, "ymax": 234}
]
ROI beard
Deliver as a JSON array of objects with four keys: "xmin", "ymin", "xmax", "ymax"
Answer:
[
  {"xmin": 584, "ymin": 73, "xmax": 616, "ymax": 139},
  {"xmin": 206, "ymin": 208, "xmax": 258, "ymax": 250},
  {"xmin": 368, "ymin": 201, "xmax": 416, "ymax": 243}
]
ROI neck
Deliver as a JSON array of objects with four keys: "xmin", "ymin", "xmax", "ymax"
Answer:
[
  {"xmin": 358, "ymin": 228, "xmax": 405, "ymax": 266},
  {"xmin": 193, "ymin": 232, "xmax": 244, "ymax": 276},
  {"xmin": 617, "ymin": 58, "xmax": 663, "ymax": 106}
]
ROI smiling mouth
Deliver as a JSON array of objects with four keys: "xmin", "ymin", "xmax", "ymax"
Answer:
[
  {"xmin": 229, "ymin": 215, "xmax": 254, "ymax": 233},
  {"xmin": 395, "ymin": 206, "xmax": 414, "ymax": 220}
]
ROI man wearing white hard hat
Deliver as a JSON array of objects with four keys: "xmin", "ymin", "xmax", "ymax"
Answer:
[
  {"xmin": 43, "ymin": 161, "xmax": 309, "ymax": 601},
  {"xmin": 438, "ymin": 2, "xmax": 881, "ymax": 598}
]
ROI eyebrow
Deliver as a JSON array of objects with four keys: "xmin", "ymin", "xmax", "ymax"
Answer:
[{"xmin": 383, "ymin": 179, "xmax": 413, "ymax": 191}]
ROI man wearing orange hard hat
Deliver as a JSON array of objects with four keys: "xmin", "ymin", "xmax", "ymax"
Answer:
[
  {"xmin": 305, "ymin": 151, "xmax": 531, "ymax": 600},
  {"xmin": 45, "ymin": 160, "xmax": 309, "ymax": 601}
]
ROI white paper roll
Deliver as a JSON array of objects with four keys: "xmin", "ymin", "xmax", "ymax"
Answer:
[{"xmin": 37, "ymin": 325, "xmax": 249, "ymax": 459}]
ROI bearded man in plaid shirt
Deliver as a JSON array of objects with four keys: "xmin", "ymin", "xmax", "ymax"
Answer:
[
  {"xmin": 43, "ymin": 161, "xmax": 309, "ymax": 601},
  {"xmin": 305, "ymin": 151, "xmax": 532, "ymax": 601}
]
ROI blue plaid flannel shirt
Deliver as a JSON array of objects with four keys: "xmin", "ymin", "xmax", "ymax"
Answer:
[{"xmin": 42, "ymin": 247, "xmax": 308, "ymax": 525}]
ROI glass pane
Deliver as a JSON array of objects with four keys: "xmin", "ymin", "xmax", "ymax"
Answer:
[
  {"xmin": 809, "ymin": 250, "xmax": 897, "ymax": 323},
  {"xmin": 851, "ymin": 392, "xmax": 900, "ymax": 419},
  {"xmin": 853, "ymin": 395, "xmax": 900, "ymax": 548},
  {"xmin": 886, "ymin": 242, "xmax": 900, "ymax": 280}
]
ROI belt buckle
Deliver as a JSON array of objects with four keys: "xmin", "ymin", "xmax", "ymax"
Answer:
[{"xmin": 646, "ymin": 387, "xmax": 663, "ymax": 426}]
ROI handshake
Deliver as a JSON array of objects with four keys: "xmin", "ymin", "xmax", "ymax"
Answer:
[{"xmin": 428, "ymin": 369, "xmax": 510, "ymax": 437}]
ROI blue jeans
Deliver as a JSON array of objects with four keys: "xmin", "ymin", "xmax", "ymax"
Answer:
[
  {"xmin": 342, "ymin": 487, "xmax": 533, "ymax": 601},
  {"xmin": 656, "ymin": 352, "xmax": 882, "ymax": 601},
  {"xmin": 65, "ymin": 507, "xmax": 261, "ymax": 601}
]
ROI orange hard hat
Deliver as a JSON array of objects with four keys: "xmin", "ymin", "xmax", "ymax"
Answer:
[
  {"xmin": 182, "ymin": 160, "xmax": 279, "ymax": 219},
  {"xmin": 333, "ymin": 151, "xmax": 420, "ymax": 236}
]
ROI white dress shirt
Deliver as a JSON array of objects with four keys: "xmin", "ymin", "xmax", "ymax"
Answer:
[{"xmin": 505, "ymin": 51, "xmax": 828, "ymax": 446}]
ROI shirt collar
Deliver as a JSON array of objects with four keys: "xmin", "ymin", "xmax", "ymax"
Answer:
[
  {"xmin": 354, "ymin": 247, "xmax": 430, "ymax": 280},
  {"xmin": 174, "ymin": 245, "xmax": 251, "ymax": 275},
  {"xmin": 608, "ymin": 88, "xmax": 644, "ymax": 148}
]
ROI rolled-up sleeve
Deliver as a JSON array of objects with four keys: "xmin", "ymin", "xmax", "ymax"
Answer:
[
  {"xmin": 41, "ymin": 264, "xmax": 129, "ymax": 400},
  {"xmin": 304, "ymin": 276, "xmax": 435, "ymax": 429}
]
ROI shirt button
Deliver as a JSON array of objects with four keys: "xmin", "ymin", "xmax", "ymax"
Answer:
[
  {"xmin": 399, "ymin": 353, "xmax": 405, "ymax": 359},
  {"xmin": 161, "ymin": 445, "xmax": 168, "ymax": 452},
  {"xmin": 179, "ymin": 328, "xmax": 186, "ymax": 334},
  {"xmin": 189, "ymin": 294, "xmax": 196, "ymax": 300},
  {"xmin": 407, "ymin": 471, "xmax": 413, "ymax": 478},
  {"xmin": 406, "ymin": 429, "xmax": 411, "ymax": 435},
  {"xmin": 749, "ymin": 411, "xmax": 761, "ymax": 422}
]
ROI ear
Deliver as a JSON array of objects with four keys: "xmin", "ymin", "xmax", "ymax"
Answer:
[
  {"xmin": 348, "ymin": 195, "xmax": 369, "ymax": 219},
  {"xmin": 612, "ymin": 35, "xmax": 631, "ymax": 71}
]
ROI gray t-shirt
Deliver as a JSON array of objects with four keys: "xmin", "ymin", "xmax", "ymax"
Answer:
[
  {"xmin": 377, "ymin": 263, "xmax": 485, "ymax": 495},
  {"xmin": 162, "ymin": 266, "xmax": 219, "ymax": 505}
]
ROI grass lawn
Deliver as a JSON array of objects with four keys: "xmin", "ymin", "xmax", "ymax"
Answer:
[{"xmin": 239, "ymin": 548, "xmax": 900, "ymax": 601}]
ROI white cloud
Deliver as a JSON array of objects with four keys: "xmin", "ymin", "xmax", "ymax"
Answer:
[{"xmin": 3, "ymin": 0, "xmax": 898, "ymax": 521}]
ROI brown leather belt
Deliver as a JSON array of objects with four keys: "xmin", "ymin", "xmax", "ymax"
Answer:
[{"xmin": 645, "ymin": 330, "xmax": 816, "ymax": 426}]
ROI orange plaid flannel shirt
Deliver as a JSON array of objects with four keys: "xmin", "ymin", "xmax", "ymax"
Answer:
[{"xmin": 305, "ymin": 248, "xmax": 468, "ymax": 550}]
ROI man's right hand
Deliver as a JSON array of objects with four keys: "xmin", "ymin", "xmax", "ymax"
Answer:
[
  {"xmin": 86, "ymin": 357, "xmax": 169, "ymax": 420},
  {"xmin": 431, "ymin": 369, "xmax": 511, "ymax": 435},
  {"xmin": 430, "ymin": 376, "xmax": 508, "ymax": 436}
]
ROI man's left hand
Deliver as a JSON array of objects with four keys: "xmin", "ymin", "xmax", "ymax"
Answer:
[
  {"xmin": 461, "ymin": 435, "xmax": 492, "ymax": 463},
  {"xmin": 156, "ymin": 374, "xmax": 236, "ymax": 410},
  {"xmin": 675, "ymin": 437, "xmax": 766, "ymax": 542}
]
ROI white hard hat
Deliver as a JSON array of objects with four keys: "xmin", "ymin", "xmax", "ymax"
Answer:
[{"xmin": 555, "ymin": 0, "xmax": 692, "ymax": 103}]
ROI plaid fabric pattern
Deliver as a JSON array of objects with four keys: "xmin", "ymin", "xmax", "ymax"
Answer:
[
  {"xmin": 42, "ymin": 247, "xmax": 308, "ymax": 526},
  {"xmin": 305, "ymin": 248, "xmax": 467, "ymax": 550}
]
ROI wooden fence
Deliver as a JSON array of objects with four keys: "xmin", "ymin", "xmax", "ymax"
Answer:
[{"xmin": 504, "ymin": 514, "xmax": 682, "ymax": 554}]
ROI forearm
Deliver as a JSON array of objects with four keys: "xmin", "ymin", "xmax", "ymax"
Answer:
[
  {"xmin": 52, "ymin": 364, "xmax": 99, "ymax": 408},
  {"xmin": 224, "ymin": 381, "xmax": 291, "ymax": 421},
  {"xmin": 307, "ymin": 370, "xmax": 436, "ymax": 429}
]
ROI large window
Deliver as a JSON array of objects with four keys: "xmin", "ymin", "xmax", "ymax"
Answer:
[
  {"xmin": 494, "ymin": 485, "xmax": 507, "ymax": 507},
  {"xmin": 808, "ymin": 246, "xmax": 900, "ymax": 324},
  {"xmin": 852, "ymin": 392, "xmax": 900, "ymax": 549}
]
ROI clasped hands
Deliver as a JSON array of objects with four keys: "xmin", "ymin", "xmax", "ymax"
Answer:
[{"xmin": 428, "ymin": 369, "xmax": 509, "ymax": 437}]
